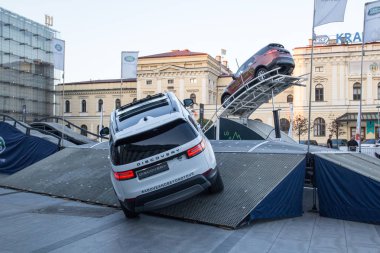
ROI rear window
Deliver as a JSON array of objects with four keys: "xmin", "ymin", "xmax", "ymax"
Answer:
[{"xmin": 111, "ymin": 119, "xmax": 197, "ymax": 165}]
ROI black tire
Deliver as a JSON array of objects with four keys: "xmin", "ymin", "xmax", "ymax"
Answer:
[
  {"xmin": 209, "ymin": 171, "xmax": 224, "ymax": 193},
  {"xmin": 119, "ymin": 200, "xmax": 139, "ymax": 219},
  {"xmin": 255, "ymin": 67, "xmax": 268, "ymax": 82},
  {"xmin": 221, "ymin": 94, "xmax": 231, "ymax": 106}
]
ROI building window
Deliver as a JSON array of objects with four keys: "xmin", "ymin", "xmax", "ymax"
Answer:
[
  {"xmin": 115, "ymin": 99, "xmax": 121, "ymax": 109},
  {"xmin": 280, "ymin": 118, "xmax": 290, "ymax": 133},
  {"xmin": 190, "ymin": 78, "xmax": 197, "ymax": 84},
  {"xmin": 315, "ymin": 84, "xmax": 324, "ymax": 102},
  {"xmin": 313, "ymin": 117, "xmax": 326, "ymax": 136},
  {"xmin": 81, "ymin": 100, "xmax": 87, "ymax": 112},
  {"xmin": 97, "ymin": 125, "xmax": 104, "ymax": 134},
  {"xmin": 133, "ymin": 98, "xmax": 137, "ymax": 102},
  {"xmin": 315, "ymin": 66, "xmax": 324, "ymax": 72},
  {"xmin": 190, "ymin": 93, "xmax": 196, "ymax": 104},
  {"xmin": 353, "ymin": 82, "xmax": 361, "ymax": 101},
  {"xmin": 350, "ymin": 127, "xmax": 365, "ymax": 140},
  {"xmin": 80, "ymin": 124, "xmax": 88, "ymax": 136},
  {"xmin": 65, "ymin": 100, "xmax": 70, "ymax": 113},
  {"xmin": 146, "ymin": 80, "xmax": 152, "ymax": 85},
  {"xmin": 378, "ymin": 83, "xmax": 380, "ymax": 99},
  {"xmin": 287, "ymin": 94, "xmax": 293, "ymax": 103},
  {"xmin": 98, "ymin": 99, "xmax": 103, "ymax": 112},
  {"xmin": 254, "ymin": 118, "xmax": 262, "ymax": 122},
  {"xmin": 168, "ymin": 79, "xmax": 174, "ymax": 84}
]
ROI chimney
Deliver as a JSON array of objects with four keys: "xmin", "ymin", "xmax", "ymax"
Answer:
[
  {"xmin": 215, "ymin": 55, "xmax": 221, "ymax": 62},
  {"xmin": 222, "ymin": 60, "xmax": 228, "ymax": 67}
]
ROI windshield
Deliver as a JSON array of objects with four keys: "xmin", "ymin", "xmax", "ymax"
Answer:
[{"xmin": 111, "ymin": 119, "xmax": 197, "ymax": 165}]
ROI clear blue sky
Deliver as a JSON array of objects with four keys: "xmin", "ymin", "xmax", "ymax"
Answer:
[{"xmin": 0, "ymin": 0, "xmax": 370, "ymax": 83}]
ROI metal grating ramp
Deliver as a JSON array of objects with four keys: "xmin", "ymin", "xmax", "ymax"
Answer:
[{"xmin": 153, "ymin": 153, "xmax": 305, "ymax": 228}]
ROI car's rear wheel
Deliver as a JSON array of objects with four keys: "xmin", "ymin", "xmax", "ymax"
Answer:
[
  {"xmin": 119, "ymin": 200, "xmax": 139, "ymax": 219},
  {"xmin": 209, "ymin": 171, "xmax": 224, "ymax": 193},
  {"xmin": 255, "ymin": 67, "xmax": 268, "ymax": 82},
  {"xmin": 221, "ymin": 94, "xmax": 231, "ymax": 107}
]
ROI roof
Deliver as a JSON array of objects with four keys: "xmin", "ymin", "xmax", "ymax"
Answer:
[
  {"xmin": 336, "ymin": 112, "xmax": 379, "ymax": 122},
  {"xmin": 58, "ymin": 78, "xmax": 136, "ymax": 85},
  {"xmin": 139, "ymin": 49, "xmax": 207, "ymax": 59}
]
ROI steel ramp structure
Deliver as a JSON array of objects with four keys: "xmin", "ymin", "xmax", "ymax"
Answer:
[
  {"xmin": 0, "ymin": 141, "xmax": 307, "ymax": 229},
  {"xmin": 203, "ymin": 69, "xmax": 307, "ymax": 134},
  {"xmin": 315, "ymin": 153, "xmax": 380, "ymax": 223}
]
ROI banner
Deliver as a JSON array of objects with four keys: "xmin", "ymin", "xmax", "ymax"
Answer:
[
  {"xmin": 314, "ymin": 0, "xmax": 347, "ymax": 27},
  {"xmin": 363, "ymin": 0, "xmax": 380, "ymax": 43},
  {"xmin": 52, "ymin": 38, "xmax": 65, "ymax": 71},
  {"xmin": 121, "ymin": 51, "xmax": 139, "ymax": 79}
]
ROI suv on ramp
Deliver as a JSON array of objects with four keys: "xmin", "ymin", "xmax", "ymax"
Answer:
[{"xmin": 101, "ymin": 92, "xmax": 223, "ymax": 218}]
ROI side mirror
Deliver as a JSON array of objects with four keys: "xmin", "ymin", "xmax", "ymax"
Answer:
[
  {"xmin": 99, "ymin": 127, "xmax": 110, "ymax": 136},
  {"xmin": 183, "ymin": 98, "xmax": 194, "ymax": 107},
  {"xmin": 231, "ymin": 75, "xmax": 236, "ymax": 80}
]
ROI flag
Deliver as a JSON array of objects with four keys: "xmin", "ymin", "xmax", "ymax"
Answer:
[
  {"xmin": 288, "ymin": 103, "xmax": 294, "ymax": 138},
  {"xmin": 355, "ymin": 110, "xmax": 361, "ymax": 144},
  {"xmin": 121, "ymin": 51, "xmax": 139, "ymax": 79},
  {"xmin": 314, "ymin": 0, "xmax": 347, "ymax": 27},
  {"xmin": 363, "ymin": 0, "xmax": 380, "ymax": 43},
  {"xmin": 52, "ymin": 38, "xmax": 65, "ymax": 71}
]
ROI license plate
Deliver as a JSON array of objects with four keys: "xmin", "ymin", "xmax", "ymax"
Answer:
[{"xmin": 137, "ymin": 162, "xmax": 169, "ymax": 180}]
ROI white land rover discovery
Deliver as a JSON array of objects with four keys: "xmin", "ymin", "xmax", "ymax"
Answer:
[{"xmin": 101, "ymin": 92, "xmax": 223, "ymax": 218}]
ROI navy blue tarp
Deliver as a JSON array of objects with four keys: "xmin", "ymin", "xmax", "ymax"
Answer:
[
  {"xmin": 315, "ymin": 156, "xmax": 380, "ymax": 223},
  {"xmin": 0, "ymin": 122, "xmax": 59, "ymax": 174},
  {"xmin": 249, "ymin": 158, "xmax": 306, "ymax": 221}
]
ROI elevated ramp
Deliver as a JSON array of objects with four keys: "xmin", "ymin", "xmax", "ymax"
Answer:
[
  {"xmin": 0, "ymin": 141, "xmax": 306, "ymax": 229},
  {"xmin": 315, "ymin": 153, "xmax": 380, "ymax": 223}
]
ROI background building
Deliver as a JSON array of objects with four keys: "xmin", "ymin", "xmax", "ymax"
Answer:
[{"xmin": 0, "ymin": 7, "xmax": 58, "ymax": 121}]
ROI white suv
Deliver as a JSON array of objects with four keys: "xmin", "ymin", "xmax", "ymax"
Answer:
[{"xmin": 101, "ymin": 92, "xmax": 223, "ymax": 218}]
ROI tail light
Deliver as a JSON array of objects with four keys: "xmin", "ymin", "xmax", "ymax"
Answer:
[
  {"xmin": 187, "ymin": 139, "xmax": 206, "ymax": 158},
  {"xmin": 265, "ymin": 49, "xmax": 277, "ymax": 55},
  {"xmin": 113, "ymin": 170, "xmax": 136, "ymax": 181}
]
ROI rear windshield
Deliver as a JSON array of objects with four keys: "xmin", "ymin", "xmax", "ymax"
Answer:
[{"xmin": 111, "ymin": 119, "xmax": 197, "ymax": 165}]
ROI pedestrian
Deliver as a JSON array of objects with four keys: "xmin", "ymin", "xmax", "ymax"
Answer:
[
  {"xmin": 327, "ymin": 135, "xmax": 333, "ymax": 148},
  {"xmin": 347, "ymin": 136, "xmax": 358, "ymax": 151}
]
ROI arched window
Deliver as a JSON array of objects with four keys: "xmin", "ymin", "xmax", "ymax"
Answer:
[
  {"xmin": 287, "ymin": 94, "xmax": 293, "ymax": 103},
  {"xmin": 377, "ymin": 83, "xmax": 380, "ymax": 99},
  {"xmin": 280, "ymin": 118, "xmax": 290, "ymax": 133},
  {"xmin": 80, "ymin": 124, "xmax": 88, "ymax": 136},
  {"xmin": 313, "ymin": 117, "xmax": 326, "ymax": 136},
  {"xmin": 115, "ymin": 99, "xmax": 121, "ymax": 109},
  {"xmin": 254, "ymin": 118, "xmax": 262, "ymax": 122},
  {"xmin": 315, "ymin": 84, "xmax": 324, "ymax": 101},
  {"xmin": 353, "ymin": 82, "xmax": 361, "ymax": 101},
  {"xmin": 190, "ymin": 93, "xmax": 196, "ymax": 104},
  {"xmin": 133, "ymin": 98, "xmax": 137, "ymax": 102},
  {"xmin": 98, "ymin": 99, "xmax": 103, "ymax": 112},
  {"xmin": 81, "ymin": 100, "xmax": 86, "ymax": 112},
  {"xmin": 65, "ymin": 100, "xmax": 70, "ymax": 113}
]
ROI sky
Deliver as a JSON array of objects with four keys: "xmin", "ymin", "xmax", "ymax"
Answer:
[{"xmin": 0, "ymin": 0, "xmax": 372, "ymax": 83}]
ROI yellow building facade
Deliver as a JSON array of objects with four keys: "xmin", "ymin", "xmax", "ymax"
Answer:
[{"xmin": 57, "ymin": 44, "xmax": 380, "ymax": 143}]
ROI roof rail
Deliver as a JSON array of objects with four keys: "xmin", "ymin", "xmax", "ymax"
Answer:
[{"xmin": 118, "ymin": 93, "xmax": 165, "ymax": 111}]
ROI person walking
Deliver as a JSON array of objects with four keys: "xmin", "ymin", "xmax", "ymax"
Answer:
[
  {"xmin": 347, "ymin": 136, "xmax": 358, "ymax": 151},
  {"xmin": 327, "ymin": 135, "xmax": 333, "ymax": 148}
]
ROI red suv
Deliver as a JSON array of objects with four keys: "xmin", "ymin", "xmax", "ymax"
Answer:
[{"xmin": 221, "ymin": 43, "xmax": 295, "ymax": 105}]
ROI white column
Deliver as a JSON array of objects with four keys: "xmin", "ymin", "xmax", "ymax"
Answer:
[
  {"xmin": 202, "ymin": 78, "xmax": 207, "ymax": 104},
  {"xmin": 137, "ymin": 80, "xmax": 142, "ymax": 99},
  {"xmin": 332, "ymin": 64, "xmax": 338, "ymax": 105},
  {"xmin": 179, "ymin": 78, "xmax": 185, "ymax": 100},
  {"xmin": 156, "ymin": 79, "xmax": 162, "ymax": 94},
  {"xmin": 367, "ymin": 73, "xmax": 372, "ymax": 104},
  {"xmin": 339, "ymin": 63, "xmax": 345, "ymax": 103}
]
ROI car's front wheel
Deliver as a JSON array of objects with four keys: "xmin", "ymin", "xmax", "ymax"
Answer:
[
  {"xmin": 255, "ymin": 67, "xmax": 268, "ymax": 82},
  {"xmin": 209, "ymin": 171, "xmax": 224, "ymax": 193},
  {"xmin": 119, "ymin": 200, "xmax": 139, "ymax": 219}
]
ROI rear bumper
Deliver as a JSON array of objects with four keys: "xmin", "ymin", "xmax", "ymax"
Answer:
[
  {"xmin": 268, "ymin": 57, "xmax": 295, "ymax": 74},
  {"xmin": 121, "ymin": 169, "xmax": 219, "ymax": 212}
]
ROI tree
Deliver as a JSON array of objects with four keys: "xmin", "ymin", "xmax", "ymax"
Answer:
[
  {"xmin": 328, "ymin": 116, "xmax": 345, "ymax": 140},
  {"xmin": 292, "ymin": 114, "xmax": 309, "ymax": 143}
]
